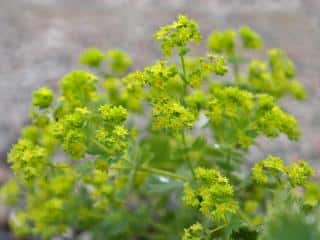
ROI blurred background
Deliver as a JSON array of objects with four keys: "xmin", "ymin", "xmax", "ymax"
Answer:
[{"xmin": 0, "ymin": 0, "xmax": 319, "ymax": 238}]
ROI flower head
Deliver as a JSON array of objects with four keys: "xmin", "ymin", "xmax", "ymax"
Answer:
[
  {"xmin": 154, "ymin": 15, "xmax": 201, "ymax": 57},
  {"xmin": 32, "ymin": 87, "xmax": 54, "ymax": 108},
  {"xmin": 80, "ymin": 48, "xmax": 104, "ymax": 67}
]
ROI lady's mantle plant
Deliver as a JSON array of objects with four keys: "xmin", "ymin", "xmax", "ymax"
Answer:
[{"xmin": 1, "ymin": 15, "xmax": 319, "ymax": 240}]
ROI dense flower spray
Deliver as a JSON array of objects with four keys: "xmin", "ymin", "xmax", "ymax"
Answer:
[{"xmin": 0, "ymin": 15, "xmax": 318, "ymax": 240}]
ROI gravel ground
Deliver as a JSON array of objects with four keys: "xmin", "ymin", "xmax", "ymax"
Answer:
[{"xmin": 0, "ymin": 0, "xmax": 319, "ymax": 238}]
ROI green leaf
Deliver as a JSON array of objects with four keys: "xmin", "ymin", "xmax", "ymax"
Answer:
[{"xmin": 144, "ymin": 176, "xmax": 183, "ymax": 193}]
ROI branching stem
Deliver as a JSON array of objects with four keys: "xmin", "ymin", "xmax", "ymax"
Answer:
[{"xmin": 179, "ymin": 53, "xmax": 196, "ymax": 179}]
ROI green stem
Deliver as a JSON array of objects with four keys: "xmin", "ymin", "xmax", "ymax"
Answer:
[
  {"xmin": 180, "ymin": 54, "xmax": 188, "ymax": 95},
  {"xmin": 110, "ymin": 165, "xmax": 188, "ymax": 182},
  {"xmin": 126, "ymin": 142, "xmax": 140, "ymax": 193},
  {"xmin": 209, "ymin": 224, "xmax": 227, "ymax": 234},
  {"xmin": 179, "ymin": 53, "xmax": 196, "ymax": 179},
  {"xmin": 182, "ymin": 132, "xmax": 195, "ymax": 179},
  {"xmin": 142, "ymin": 166, "xmax": 188, "ymax": 182},
  {"xmin": 51, "ymin": 161, "xmax": 188, "ymax": 182}
]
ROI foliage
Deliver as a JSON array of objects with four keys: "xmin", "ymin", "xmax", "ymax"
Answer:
[{"xmin": 0, "ymin": 15, "xmax": 317, "ymax": 240}]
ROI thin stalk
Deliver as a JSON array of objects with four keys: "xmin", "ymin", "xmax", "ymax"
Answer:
[
  {"xmin": 111, "ymin": 165, "xmax": 188, "ymax": 182},
  {"xmin": 179, "ymin": 53, "xmax": 196, "ymax": 179},
  {"xmin": 180, "ymin": 54, "xmax": 188, "ymax": 95},
  {"xmin": 182, "ymin": 132, "xmax": 195, "ymax": 179},
  {"xmin": 209, "ymin": 224, "xmax": 227, "ymax": 234},
  {"xmin": 51, "ymin": 161, "xmax": 188, "ymax": 182},
  {"xmin": 126, "ymin": 142, "xmax": 140, "ymax": 193}
]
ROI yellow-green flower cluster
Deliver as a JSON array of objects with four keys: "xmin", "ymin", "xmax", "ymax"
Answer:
[
  {"xmin": 269, "ymin": 48, "xmax": 295, "ymax": 78},
  {"xmin": 106, "ymin": 49, "xmax": 132, "ymax": 74},
  {"xmin": 62, "ymin": 130, "xmax": 86, "ymax": 160},
  {"xmin": 152, "ymin": 99, "xmax": 195, "ymax": 131},
  {"xmin": 79, "ymin": 47, "xmax": 141, "ymax": 112},
  {"xmin": 141, "ymin": 61, "xmax": 188, "ymax": 109},
  {"xmin": 1, "ymin": 15, "xmax": 313, "ymax": 240},
  {"xmin": 9, "ymin": 167, "xmax": 77, "ymax": 239},
  {"xmin": 207, "ymin": 26, "xmax": 306, "ymax": 101},
  {"xmin": 185, "ymin": 54, "xmax": 228, "ymax": 88},
  {"xmin": 83, "ymin": 168, "xmax": 112, "ymax": 208},
  {"xmin": 80, "ymin": 48, "xmax": 104, "ymax": 67},
  {"xmin": 22, "ymin": 125, "xmax": 39, "ymax": 143},
  {"xmin": 32, "ymin": 87, "xmax": 54, "ymax": 109},
  {"xmin": 207, "ymin": 30, "xmax": 236, "ymax": 55},
  {"xmin": 8, "ymin": 139, "xmax": 48, "ymax": 182},
  {"xmin": 144, "ymin": 61, "xmax": 179, "ymax": 92},
  {"xmin": 206, "ymin": 84, "xmax": 254, "ymax": 148},
  {"xmin": 21, "ymin": 123, "xmax": 57, "ymax": 154},
  {"xmin": 256, "ymin": 102, "xmax": 300, "ymax": 140},
  {"xmin": 269, "ymin": 49, "xmax": 306, "ymax": 99},
  {"xmin": 287, "ymin": 161, "xmax": 314, "ymax": 186},
  {"xmin": 208, "ymin": 26, "xmax": 262, "ymax": 55},
  {"xmin": 53, "ymin": 107, "xmax": 90, "ymax": 159},
  {"xmin": 59, "ymin": 70, "xmax": 98, "ymax": 108},
  {"xmin": 120, "ymin": 71, "xmax": 146, "ymax": 112},
  {"xmin": 182, "ymin": 222, "xmax": 205, "ymax": 240},
  {"xmin": 183, "ymin": 167, "xmax": 238, "ymax": 222},
  {"xmin": 24, "ymin": 85, "xmax": 59, "ymax": 153},
  {"xmin": 29, "ymin": 109, "xmax": 51, "ymax": 128},
  {"xmin": 119, "ymin": 53, "xmax": 225, "ymax": 132},
  {"xmin": 95, "ymin": 125, "xmax": 128, "ymax": 156},
  {"xmin": 185, "ymin": 91, "xmax": 207, "ymax": 112},
  {"xmin": 0, "ymin": 179, "xmax": 20, "ymax": 205},
  {"xmin": 80, "ymin": 47, "xmax": 132, "ymax": 75},
  {"xmin": 252, "ymin": 155, "xmax": 314, "ymax": 187},
  {"xmin": 154, "ymin": 15, "xmax": 201, "ymax": 57},
  {"xmin": 102, "ymin": 71, "xmax": 146, "ymax": 112},
  {"xmin": 247, "ymin": 49, "xmax": 306, "ymax": 100},
  {"xmin": 212, "ymin": 55, "xmax": 229, "ymax": 76},
  {"xmin": 206, "ymin": 84, "xmax": 300, "ymax": 148},
  {"xmin": 96, "ymin": 104, "xmax": 128, "ymax": 156},
  {"xmin": 239, "ymin": 26, "xmax": 263, "ymax": 49},
  {"xmin": 207, "ymin": 84, "xmax": 254, "ymax": 125},
  {"xmin": 99, "ymin": 104, "xmax": 128, "ymax": 124},
  {"xmin": 122, "ymin": 71, "xmax": 145, "ymax": 95}
]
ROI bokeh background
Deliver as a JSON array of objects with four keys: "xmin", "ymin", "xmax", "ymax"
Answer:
[{"xmin": 0, "ymin": 0, "xmax": 319, "ymax": 238}]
